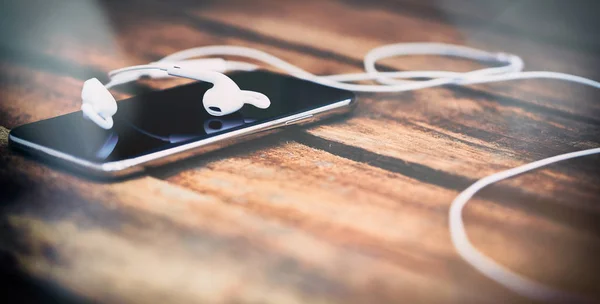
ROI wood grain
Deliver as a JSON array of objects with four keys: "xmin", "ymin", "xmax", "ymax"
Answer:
[{"xmin": 0, "ymin": 0, "xmax": 599, "ymax": 303}]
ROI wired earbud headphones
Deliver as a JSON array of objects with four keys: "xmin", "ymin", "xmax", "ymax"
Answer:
[
  {"xmin": 81, "ymin": 42, "xmax": 600, "ymax": 303},
  {"xmin": 81, "ymin": 62, "xmax": 270, "ymax": 129},
  {"xmin": 82, "ymin": 43, "xmax": 525, "ymax": 131}
]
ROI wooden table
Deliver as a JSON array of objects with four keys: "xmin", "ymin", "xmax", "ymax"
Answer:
[{"xmin": 1, "ymin": 0, "xmax": 599, "ymax": 303}]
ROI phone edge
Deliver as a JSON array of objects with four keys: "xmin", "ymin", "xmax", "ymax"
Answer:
[{"xmin": 8, "ymin": 96, "xmax": 356, "ymax": 179}]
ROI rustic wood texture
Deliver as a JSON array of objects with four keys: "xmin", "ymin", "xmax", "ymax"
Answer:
[{"xmin": 0, "ymin": 0, "xmax": 599, "ymax": 303}]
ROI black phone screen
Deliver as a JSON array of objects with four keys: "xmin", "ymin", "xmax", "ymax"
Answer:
[{"xmin": 10, "ymin": 70, "xmax": 354, "ymax": 163}]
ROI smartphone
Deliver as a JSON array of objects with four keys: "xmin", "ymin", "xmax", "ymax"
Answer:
[{"xmin": 9, "ymin": 70, "xmax": 356, "ymax": 178}]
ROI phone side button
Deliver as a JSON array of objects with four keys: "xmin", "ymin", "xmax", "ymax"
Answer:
[{"xmin": 285, "ymin": 114, "xmax": 314, "ymax": 126}]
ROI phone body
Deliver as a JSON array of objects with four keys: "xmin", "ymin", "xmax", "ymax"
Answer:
[{"xmin": 9, "ymin": 70, "xmax": 356, "ymax": 178}]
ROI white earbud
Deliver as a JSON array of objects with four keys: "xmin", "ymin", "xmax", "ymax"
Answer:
[
  {"xmin": 166, "ymin": 66, "xmax": 270, "ymax": 116},
  {"xmin": 82, "ymin": 62, "xmax": 270, "ymax": 129},
  {"xmin": 81, "ymin": 78, "xmax": 117, "ymax": 129}
]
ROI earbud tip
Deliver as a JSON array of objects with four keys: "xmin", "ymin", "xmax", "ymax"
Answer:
[{"xmin": 241, "ymin": 90, "xmax": 271, "ymax": 109}]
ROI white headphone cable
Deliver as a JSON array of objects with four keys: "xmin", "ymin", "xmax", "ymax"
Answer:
[
  {"xmin": 146, "ymin": 44, "xmax": 523, "ymax": 92},
  {"xmin": 106, "ymin": 42, "xmax": 600, "ymax": 302},
  {"xmin": 451, "ymin": 148, "xmax": 600, "ymax": 303}
]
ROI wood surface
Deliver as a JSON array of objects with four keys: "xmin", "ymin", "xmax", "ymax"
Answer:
[{"xmin": 0, "ymin": 0, "xmax": 599, "ymax": 303}]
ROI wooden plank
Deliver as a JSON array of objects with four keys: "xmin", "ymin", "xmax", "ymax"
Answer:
[
  {"xmin": 0, "ymin": 0, "xmax": 353, "ymax": 76},
  {"xmin": 382, "ymin": 0, "xmax": 600, "ymax": 51},
  {"xmin": 7, "ymin": 122, "xmax": 580, "ymax": 303},
  {"xmin": 159, "ymin": 135, "xmax": 600, "ymax": 298},
  {"xmin": 0, "ymin": 63, "xmax": 99, "ymax": 128},
  {"xmin": 0, "ymin": 127, "xmax": 503, "ymax": 304}
]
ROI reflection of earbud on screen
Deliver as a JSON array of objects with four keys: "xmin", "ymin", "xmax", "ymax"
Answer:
[
  {"xmin": 122, "ymin": 121, "xmax": 198, "ymax": 144},
  {"xmin": 203, "ymin": 117, "xmax": 255, "ymax": 135},
  {"xmin": 167, "ymin": 134, "xmax": 198, "ymax": 143},
  {"xmin": 124, "ymin": 115, "xmax": 255, "ymax": 144},
  {"xmin": 94, "ymin": 132, "xmax": 119, "ymax": 159}
]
